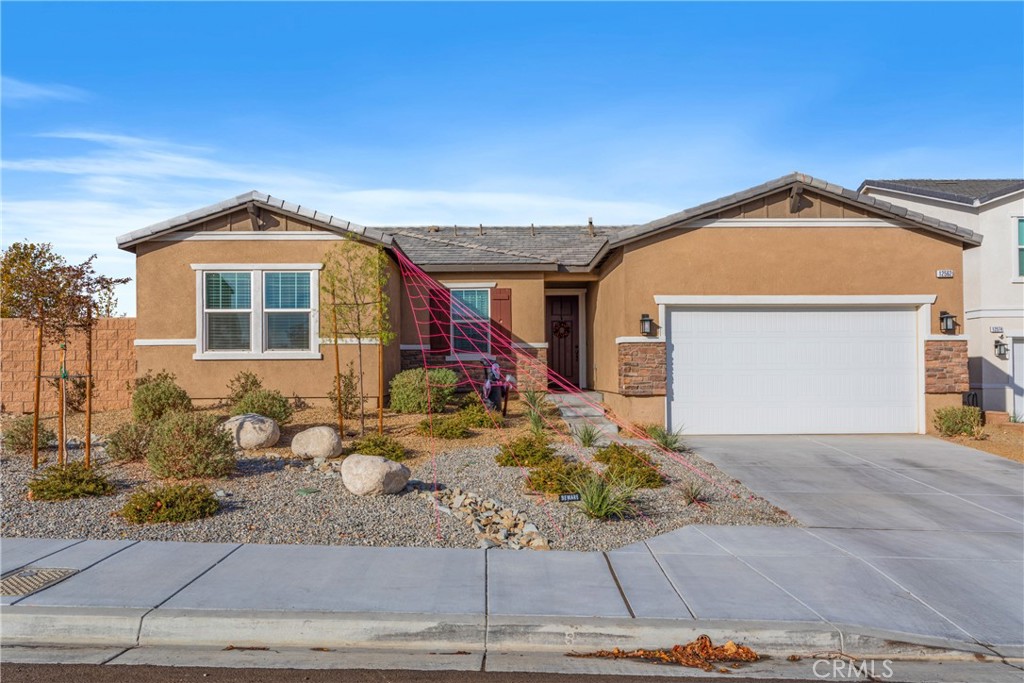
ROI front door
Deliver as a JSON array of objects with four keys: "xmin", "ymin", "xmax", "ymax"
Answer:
[{"xmin": 546, "ymin": 296, "xmax": 579, "ymax": 387}]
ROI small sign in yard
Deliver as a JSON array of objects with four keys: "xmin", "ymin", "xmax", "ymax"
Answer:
[{"xmin": 558, "ymin": 493, "xmax": 581, "ymax": 503}]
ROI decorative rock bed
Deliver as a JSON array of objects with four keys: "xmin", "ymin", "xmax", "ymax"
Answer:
[{"xmin": 417, "ymin": 485, "xmax": 551, "ymax": 550}]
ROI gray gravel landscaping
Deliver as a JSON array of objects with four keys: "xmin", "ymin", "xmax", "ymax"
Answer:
[{"xmin": 1, "ymin": 443, "xmax": 795, "ymax": 552}]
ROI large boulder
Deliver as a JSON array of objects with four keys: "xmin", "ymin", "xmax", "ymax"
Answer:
[
  {"xmin": 221, "ymin": 414, "xmax": 280, "ymax": 449},
  {"xmin": 341, "ymin": 455, "xmax": 410, "ymax": 496},
  {"xmin": 291, "ymin": 426, "xmax": 343, "ymax": 459}
]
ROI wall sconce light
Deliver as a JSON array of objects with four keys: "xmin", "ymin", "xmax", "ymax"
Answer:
[
  {"xmin": 995, "ymin": 338, "xmax": 1009, "ymax": 358},
  {"xmin": 939, "ymin": 311, "xmax": 957, "ymax": 333},
  {"xmin": 640, "ymin": 313, "xmax": 654, "ymax": 337}
]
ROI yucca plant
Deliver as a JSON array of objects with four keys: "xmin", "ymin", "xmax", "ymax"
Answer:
[
  {"xmin": 521, "ymin": 388, "xmax": 548, "ymax": 416},
  {"xmin": 528, "ymin": 410, "xmax": 547, "ymax": 436},
  {"xmin": 574, "ymin": 472, "xmax": 637, "ymax": 520},
  {"xmin": 573, "ymin": 423, "xmax": 602, "ymax": 447},
  {"xmin": 681, "ymin": 480, "xmax": 712, "ymax": 506},
  {"xmin": 646, "ymin": 425, "xmax": 685, "ymax": 452}
]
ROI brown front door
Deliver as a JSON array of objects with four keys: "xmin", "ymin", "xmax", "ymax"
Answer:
[{"xmin": 545, "ymin": 295, "xmax": 579, "ymax": 387}]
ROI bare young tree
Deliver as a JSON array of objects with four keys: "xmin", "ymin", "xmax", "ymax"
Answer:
[{"xmin": 321, "ymin": 240, "xmax": 395, "ymax": 435}]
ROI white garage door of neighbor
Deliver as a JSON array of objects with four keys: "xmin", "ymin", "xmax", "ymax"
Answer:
[{"xmin": 667, "ymin": 307, "xmax": 919, "ymax": 435}]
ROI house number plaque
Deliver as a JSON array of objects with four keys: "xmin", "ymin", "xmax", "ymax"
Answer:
[{"xmin": 936, "ymin": 269, "xmax": 954, "ymax": 278}]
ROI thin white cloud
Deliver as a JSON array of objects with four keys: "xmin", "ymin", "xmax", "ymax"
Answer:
[{"xmin": 2, "ymin": 76, "xmax": 89, "ymax": 104}]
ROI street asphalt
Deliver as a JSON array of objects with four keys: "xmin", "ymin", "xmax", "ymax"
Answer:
[{"xmin": 2, "ymin": 435, "xmax": 1022, "ymax": 680}]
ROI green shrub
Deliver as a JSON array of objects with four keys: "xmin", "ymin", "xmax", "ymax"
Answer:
[
  {"xmin": 526, "ymin": 457, "xmax": 591, "ymax": 494},
  {"xmin": 416, "ymin": 415, "xmax": 471, "ymax": 439},
  {"xmin": 327, "ymin": 361, "xmax": 361, "ymax": 418},
  {"xmin": 132, "ymin": 372, "xmax": 191, "ymax": 424},
  {"xmin": 572, "ymin": 423, "xmax": 602, "ymax": 447},
  {"xmin": 594, "ymin": 443, "xmax": 665, "ymax": 489},
  {"xmin": 119, "ymin": 483, "xmax": 220, "ymax": 524},
  {"xmin": 28, "ymin": 462, "xmax": 114, "ymax": 501},
  {"xmin": 457, "ymin": 402, "xmax": 504, "ymax": 428},
  {"xmin": 495, "ymin": 433, "xmax": 556, "ymax": 467},
  {"xmin": 932, "ymin": 406, "xmax": 984, "ymax": 438},
  {"xmin": 528, "ymin": 410, "xmax": 547, "ymax": 436},
  {"xmin": 681, "ymin": 480, "xmax": 712, "ymax": 506},
  {"xmin": 2, "ymin": 416, "xmax": 56, "ymax": 454},
  {"xmin": 646, "ymin": 425, "xmax": 685, "ymax": 452},
  {"xmin": 389, "ymin": 368, "xmax": 459, "ymax": 414},
  {"xmin": 350, "ymin": 433, "xmax": 409, "ymax": 461},
  {"xmin": 147, "ymin": 412, "xmax": 235, "ymax": 479},
  {"xmin": 573, "ymin": 471, "xmax": 637, "ymax": 520},
  {"xmin": 105, "ymin": 422, "xmax": 154, "ymax": 462},
  {"xmin": 232, "ymin": 389, "xmax": 293, "ymax": 424},
  {"xmin": 226, "ymin": 371, "xmax": 263, "ymax": 405}
]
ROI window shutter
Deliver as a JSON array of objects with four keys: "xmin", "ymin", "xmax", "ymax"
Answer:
[
  {"xmin": 491, "ymin": 288, "xmax": 512, "ymax": 356},
  {"xmin": 429, "ymin": 287, "xmax": 451, "ymax": 352}
]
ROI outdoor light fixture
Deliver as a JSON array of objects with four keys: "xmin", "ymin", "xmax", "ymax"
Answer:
[
  {"xmin": 640, "ymin": 313, "xmax": 654, "ymax": 336},
  {"xmin": 995, "ymin": 338, "xmax": 1009, "ymax": 358},
  {"xmin": 939, "ymin": 311, "xmax": 957, "ymax": 333}
]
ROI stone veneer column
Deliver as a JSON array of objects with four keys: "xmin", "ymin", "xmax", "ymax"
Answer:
[
  {"xmin": 924, "ymin": 340, "xmax": 969, "ymax": 394},
  {"xmin": 618, "ymin": 342, "xmax": 666, "ymax": 396}
]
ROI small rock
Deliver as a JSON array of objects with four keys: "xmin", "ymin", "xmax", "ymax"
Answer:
[
  {"xmin": 478, "ymin": 539, "xmax": 498, "ymax": 550},
  {"xmin": 291, "ymin": 426, "xmax": 343, "ymax": 460},
  {"xmin": 214, "ymin": 489, "xmax": 227, "ymax": 498},
  {"xmin": 313, "ymin": 457, "xmax": 326, "ymax": 468},
  {"xmin": 522, "ymin": 523, "xmax": 539, "ymax": 535}
]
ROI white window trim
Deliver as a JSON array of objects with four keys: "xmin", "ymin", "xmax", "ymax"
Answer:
[
  {"xmin": 1015, "ymin": 218, "xmax": 1024, "ymax": 282},
  {"xmin": 192, "ymin": 264, "xmax": 322, "ymax": 361},
  {"xmin": 263, "ymin": 271, "xmax": 316, "ymax": 353},
  {"xmin": 449, "ymin": 287, "xmax": 491, "ymax": 357}
]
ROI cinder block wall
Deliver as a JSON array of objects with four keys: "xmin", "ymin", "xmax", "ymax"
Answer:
[{"xmin": 1, "ymin": 317, "xmax": 136, "ymax": 414}]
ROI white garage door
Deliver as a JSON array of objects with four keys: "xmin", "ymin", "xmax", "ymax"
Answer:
[{"xmin": 667, "ymin": 307, "xmax": 919, "ymax": 434}]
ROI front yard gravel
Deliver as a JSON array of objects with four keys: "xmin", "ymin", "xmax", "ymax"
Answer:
[{"xmin": 1, "ymin": 440, "xmax": 795, "ymax": 552}]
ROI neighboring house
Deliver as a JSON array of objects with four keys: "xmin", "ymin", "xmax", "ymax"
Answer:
[
  {"xmin": 116, "ymin": 172, "xmax": 980, "ymax": 435},
  {"xmin": 859, "ymin": 179, "xmax": 1024, "ymax": 419}
]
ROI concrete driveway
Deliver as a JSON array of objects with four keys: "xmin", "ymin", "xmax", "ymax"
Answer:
[{"xmin": 677, "ymin": 435, "xmax": 1024, "ymax": 652}]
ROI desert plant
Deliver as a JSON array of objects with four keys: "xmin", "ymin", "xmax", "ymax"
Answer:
[
  {"xmin": 646, "ymin": 424, "xmax": 685, "ymax": 452},
  {"xmin": 232, "ymin": 389, "xmax": 293, "ymax": 424},
  {"xmin": 119, "ymin": 483, "xmax": 220, "ymax": 524},
  {"xmin": 226, "ymin": 371, "xmax": 263, "ymax": 405},
  {"xmin": 631, "ymin": 422, "xmax": 658, "ymax": 438},
  {"xmin": 528, "ymin": 410, "xmax": 547, "ymax": 436},
  {"xmin": 526, "ymin": 457, "xmax": 591, "ymax": 495},
  {"xmin": 349, "ymin": 433, "xmax": 408, "ymax": 461},
  {"xmin": 27, "ymin": 462, "xmax": 114, "ymax": 501},
  {"xmin": 1011, "ymin": 412, "xmax": 1024, "ymax": 424},
  {"xmin": 105, "ymin": 421, "xmax": 154, "ymax": 463},
  {"xmin": 495, "ymin": 433, "xmax": 556, "ymax": 467},
  {"xmin": 147, "ymin": 412, "xmax": 235, "ymax": 479},
  {"xmin": 681, "ymin": 480, "xmax": 712, "ymax": 506},
  {"xmin": 572, "ymin": 423, "xmax": 602, "ymax": 447},
  {"xmin": 327, "ymin": 361, "xmax": 361, "ymax": 418},
  {"xmin": 932, "ymin": 406, "xmax": 984, "ymax": 438},
  {"xmin": 389, "ymin": 368, "xmax": 459, "ymax": 414},
  {"xmin": 2, "ymin": 416, "xmax": 56, "ymax": 454},
  {"xmin": 131, "ymin": 372, "xmax": 191, "ymax": 424},
  {"xmin": 521, "ymin": 388, "xmax": 548, "ymax": 415},
  {"xmin": 573, "ymin": 471, "xmax": 637, "ymax": 520},
  {"xmin": 417, "ymin": 415, "xmax": 471, "ymax": 439},
  {"xmin": 594, "ymin": 443, "xmax": 665, "ymax": 489},
  {"xmin": 457, "ymin": 402, "xmax": 504, "ymax": 429}
]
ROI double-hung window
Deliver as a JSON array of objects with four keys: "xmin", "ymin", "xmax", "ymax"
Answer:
[
  {"xmin": 1018, "ymin": 219, "xmax": 1024, "ymax": 278},
  {"xmin": 450, "ymin": 289, "xmax": 490, "ymax": 355},
  {"xmin": 195, "ymin": 264, "xmax": 320, "ymax": 359}
]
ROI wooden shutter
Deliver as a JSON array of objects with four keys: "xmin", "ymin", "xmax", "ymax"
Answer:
[
  {"xmin": 491, "ymin": 288, "xmax": 512, "ymax": 356},
  {"xmin": 429, "ymin": 287, "xmax": 451, "ymax": 352}
]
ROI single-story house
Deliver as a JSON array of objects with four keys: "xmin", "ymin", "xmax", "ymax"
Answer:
[{"xmin": 116, "ymin": 172, "xmax": 981, "ymax": 435}]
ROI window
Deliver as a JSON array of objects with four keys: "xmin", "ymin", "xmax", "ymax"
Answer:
[
  {"xmin": 195, "ymin": 265, "xmax": 320, "ymax": 359},
  {"xmin": 451, "ymin": 289, "xmax": 490, "ymax": 354},
  {"xmin": 205, "ymin": 273, "xmax": 252, "ymax": 351},
  {"xmin": 1018, "ymin": 219, "xmax": 1024, "ymax": 277}
]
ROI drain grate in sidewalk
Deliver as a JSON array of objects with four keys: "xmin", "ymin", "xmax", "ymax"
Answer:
[{"xmin": 1, "ymin": 568, "xmax": 78, "ymax": 596}]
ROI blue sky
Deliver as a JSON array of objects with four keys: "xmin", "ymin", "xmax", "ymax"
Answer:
[{"xmin": 2, "ymin": 2, "xmax": 1022, "ymax": 314}]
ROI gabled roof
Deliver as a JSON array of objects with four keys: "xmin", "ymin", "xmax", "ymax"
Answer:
[
  {"xmin": 382, "ymin": 225, "xmax": 625, "ymax": 271},
  {"xmin": 116, "ymin": 191, "xmax": 393, "ymax": 250},
  {"xmin": 610, "ymin": 172, "xmax": 982, "ymax": 247},
  {"xmin": 857, "ymin": 178, "xmax": 1024, "ymax": 206}
]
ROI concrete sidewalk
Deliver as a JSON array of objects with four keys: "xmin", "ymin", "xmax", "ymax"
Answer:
[{"xmin": 2, "ymin": 436, "xmax": 1022, "ymax": 679}]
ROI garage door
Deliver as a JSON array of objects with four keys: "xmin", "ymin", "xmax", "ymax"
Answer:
[{"xmin": 667, "ymin": 307, "xmax": 918, "ymax": 434}]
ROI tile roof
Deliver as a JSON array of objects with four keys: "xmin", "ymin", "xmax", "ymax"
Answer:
[
  {"xmin": 610, "ymin": 172, "xmax": 982, "ymax": 247},
  {"xmin": 857, "ymin": 179, "xmax": 1024, "ymax": 206},
  {"xmin": 115, "ymin": 191, "xmax": 392, "ymax": 249}
]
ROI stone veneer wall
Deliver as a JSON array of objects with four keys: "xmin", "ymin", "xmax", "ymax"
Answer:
[
  {"xmin": 618, "ymin": 341, "xmax": 666, "ymax": 397},
  {"xmin": 1, "ymin": 317, "xmax": 137, "ymax": 414},
  {"xmin": 924, "ymin": 339, "xmax": 969, "ymax": 394},
  {"xmin": 399, "ymin": 347, "xmax": 548, "ymax": 394}
]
